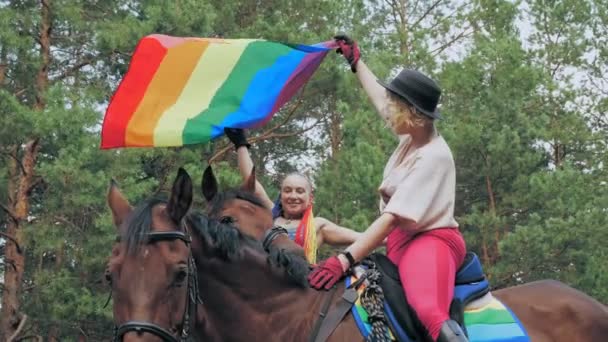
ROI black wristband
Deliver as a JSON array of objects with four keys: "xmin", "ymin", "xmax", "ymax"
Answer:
[
  {"xmin": 341, "ymin": 251, "xmax": 356, "ymax": 268},
  {"xmin": 235, "ymin": 142, "xmax": 251, "ymax": 150}
]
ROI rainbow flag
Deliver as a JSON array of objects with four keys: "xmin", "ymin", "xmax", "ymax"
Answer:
[{"xmin": 101, "ymin": 34, "xmax": 335, "ymax": 149}]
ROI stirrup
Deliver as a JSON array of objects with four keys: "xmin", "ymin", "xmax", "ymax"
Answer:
[{"xmin": 436, "ymin": 319, "xmax": 468, "ymax": 342}]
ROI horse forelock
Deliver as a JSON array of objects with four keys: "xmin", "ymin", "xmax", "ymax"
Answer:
[{"xmin": 123, "ymin": 197, "xmax": 167, "ymax": 255}]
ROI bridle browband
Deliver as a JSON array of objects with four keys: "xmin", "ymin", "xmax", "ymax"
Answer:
[{"xmin": 110, "ymin": 227, "xmax": 202, "ymax": 342}]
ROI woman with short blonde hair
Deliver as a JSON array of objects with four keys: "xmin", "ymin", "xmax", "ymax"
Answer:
[{"xmin": 308, "ymin": 35, "xmax": 468, "ymax": 342}]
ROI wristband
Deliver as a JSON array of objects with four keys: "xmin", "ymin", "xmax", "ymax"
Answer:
[{"xmin": 341, "ymin": 251, "xmax": 356, "ymax": 268}]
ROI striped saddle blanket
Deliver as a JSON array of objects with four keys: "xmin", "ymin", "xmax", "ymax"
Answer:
[{"xmin": 345, "ymin": 253, "xmax": 530, "ymax": 342}]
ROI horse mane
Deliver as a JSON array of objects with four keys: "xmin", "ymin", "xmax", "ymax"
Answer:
[
  {"xmin": 186, "ymin": 210, "xmax": 257, "ymax": 261},
  {"xmin": 266, "ymin": 245, "xmax": 310, "ymax": 288},
  {"xmin": 187, "ymin": 210, "xmax": 309, "ymax": 287},
  {"xmin": 205, "ymin": 188, "xmax": 267, "ymax": 218},
  {"xmin": 123, "ymin": 196, "xmax": 168, "ymax": 255}
]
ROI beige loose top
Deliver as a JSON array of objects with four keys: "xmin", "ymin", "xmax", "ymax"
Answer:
[{"xmin": 379, "ymin": 133, "xmax": 458, "ymax": 232}]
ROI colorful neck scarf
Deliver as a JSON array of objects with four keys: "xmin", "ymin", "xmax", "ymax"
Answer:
[{"xmin": 272, "ymin": 196, "xmax": 317, "ymax": 264}]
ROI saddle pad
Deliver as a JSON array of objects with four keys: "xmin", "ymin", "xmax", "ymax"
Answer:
[
  {"xmin": 345, "ymin": 273, "xmax": 399, "ymax": 341},
  {"xmin": 346, "ymin": 272, "xmax": 530, "ymax": 342},
  {"xmin": 464, "ymin": 294, "xmax": 530, "ymax": 342}
]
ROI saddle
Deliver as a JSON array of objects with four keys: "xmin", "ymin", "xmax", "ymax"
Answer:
[{"xmin": 368, "ymin": 252, "xmax": 489, "ymax": 341}]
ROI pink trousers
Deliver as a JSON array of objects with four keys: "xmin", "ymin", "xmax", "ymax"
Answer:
[{"xmin": 386, "ymin": 227, "xmax": 466, "ymax": 340}]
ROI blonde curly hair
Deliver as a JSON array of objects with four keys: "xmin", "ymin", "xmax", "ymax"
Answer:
[{"xmin": 386, "ymin": 92, "xmax": 433, "ymax": 132}]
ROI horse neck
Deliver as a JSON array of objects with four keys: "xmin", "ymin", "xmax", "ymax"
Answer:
[{"xmin": 194, "ymin": 245, "xmax": 330, "ymax": 341}]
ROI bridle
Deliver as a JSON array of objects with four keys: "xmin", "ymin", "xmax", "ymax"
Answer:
[
  {"xmin": 262, "ymin": 226, "xmax": 289, "ymax": 252},
  {"xmin": 109, "ymin": 228, "xmax": 202, "ymax": 342}
]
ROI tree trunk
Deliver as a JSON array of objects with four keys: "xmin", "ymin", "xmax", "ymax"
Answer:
[
  {"xmin": 327, "ymin": 109, "xmax": 342, "ymax": 159},
  {"xmin": 48, "ymin": 325, "xmax": 60, "ymax": 342},
  {"xmin": 397, "ymin": 0, "xmax": 409, "ymax": 58},
  {"xmin": 480, "ymin": 228, "xmax": 490, "ymax": 267},
  {"xmin": 0, "ymin": 1, "xmax": 51, "ymax": 339},
  {"xmin": 0, "ymin": 140, "xmax": 41, "ymax": 341},
  {"xmin": 35, "ymin": 0, "xmax": 52, "ymax": 110},
  {"xmin": 77, "ymin": 331, "xmax": 88, "ymax": 342},
  {"xmin": 553, "ymin": 141, "xmax": 563, "ymax": 168},
  {"xmin": 485, "ymin": 174, "xmax": 500, "ymax": 263},
  {"xmin": 0, "ymin": 46, "xmax": 6, "ymax": 85}
]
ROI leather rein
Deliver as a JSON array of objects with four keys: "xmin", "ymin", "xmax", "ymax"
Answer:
[{"xmin": 262, "ymin": 226, "xmax": 359, "ymax": 342}]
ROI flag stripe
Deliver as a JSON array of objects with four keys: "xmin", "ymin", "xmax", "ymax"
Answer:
[
  {"xmin": 261, "ymin": 45, "xmax": 329, "ymax": 127},
  {"xmin": 100, "ymin": 37, "xmax": 167, "ymax": 148},
  {"xmin": 182, "ymin": 41, "xmax": 294, "ymax": 144},
  {"xmin": 153, "ymin": 40, "xmax": 254, "ymax": 146},
  {"xmin": 467, "ymin": 323, "xmax": 526, "ymax": 340},
  {"xmin": 465, "ymin": 299, "xmax": 504, "ymax": 312},
  {"xmin": 216, "ymin": 46, "xmax": 309, "ymax": 131},
  {"xmin": 125, "ymin": 40, "xmax": 208, "ymax": 146},
  {"xmin": 464, "ymin": 308, "xmax": 516, "ymax": 325}
]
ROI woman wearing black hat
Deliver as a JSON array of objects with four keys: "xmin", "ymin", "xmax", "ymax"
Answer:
[{"xmin": 308, "ymin": 35, "xmax": 468, "ymax": 342}]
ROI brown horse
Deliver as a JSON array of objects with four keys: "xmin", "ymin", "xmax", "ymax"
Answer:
[
  {"xmin": 106, "ymin": 168, "xmax": 202, "ymax": 341},
  {"xmin": 200, "ymin": 165, "xmax": 306, "ymax": 260},
  {"xmin": 196, "ymin": 166, "xmax": 608, "ymax": 342},
  {"xmin": 107, "ymin": 167, "xmax": 608, "ymax": 341}
]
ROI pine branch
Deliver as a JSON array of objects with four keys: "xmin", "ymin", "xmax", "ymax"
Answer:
[
  {"xmin": 430, "ymin": 28, "xmax": 474, "ymax": 57},
  {"xmin": 411, "ymin": 0, "xmax": 443, "ymax": 31},
  {"xmin": 15, "ymin": 335, "xmax": 43, "ymax": 342},
  {"xmin": 431, "ymin": 29, "xmax": 474, "ymax": 57},
  {"xmin": 3, "ymin": 258, "xmax": 17, "ymax": 271},
  {"xmin": 52, "ymin": 59, "xmax": 92, "ymax": 82},
  {"xmin": 1, "ymin": 150, "xmax": 27, "ymax": 175},
  {"xmin": 208, "ymin": 117, "xmax": 323, "ymax": 164},
  {"xmin": 27, "ymin": 177, "xmax": 44, "ymax": 194},
  {"xmin": 13, "ymin": 89, "xmax": 27, "ymax": 97},
  {"xmin": 1, "ymin": 203, "xmax": 17, "ymax": 222},
  {"xmin": 7, "ymin": 314, "xmax": 28, "ymax": 342},
  {"xmin": 53, "ymin": 216, "xmax": 80, "ymax": 231},
  {"xmin": 0, "ymin": 232, "xmax": 22, "ymax": 254},
  {"xmin": 426, "ymin": 1, "xmax": 473, "ymax": 33}
]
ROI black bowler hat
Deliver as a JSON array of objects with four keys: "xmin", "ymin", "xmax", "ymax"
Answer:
[{"xmin": 377, "ymin": 69, "xmax": 443, "ymax": 120}]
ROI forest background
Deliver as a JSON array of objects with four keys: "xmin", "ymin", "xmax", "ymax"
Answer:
[{"xmin": 1, "ymin": 0, "xmax": 607, "ymax": 340}]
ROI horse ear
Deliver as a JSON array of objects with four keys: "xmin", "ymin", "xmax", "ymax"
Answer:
[
  {"xmin": 167, "ymin": 168, "xmax": 193, "ymax": 223},
  {"xmin": 201, "ymin": 165, "xmax": 218, "ymax": 202},
  {"xmin": 242, "ymin": 166, "xmax": 256, "ymax": 193},
  {"xmin": 107, "ymin": 179, "xmax": 132, "ymax": 229}
]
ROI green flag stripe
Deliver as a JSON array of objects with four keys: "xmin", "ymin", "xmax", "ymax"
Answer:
[
  {"xmin": 182, "ymin": 41, "xmax": 293, "ymax": 144},
  {"xmin": 464, "ymin": 308, "xmax": 515, "ymax": 325}
]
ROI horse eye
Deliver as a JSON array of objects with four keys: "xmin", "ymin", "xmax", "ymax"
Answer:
[
  {"xmin": 220, "ymin": 216, "xmax": 234, "ymax": 224},
  {"xmin": 174, "ymin": 269, "xmax": 188, "ymax": 286}
]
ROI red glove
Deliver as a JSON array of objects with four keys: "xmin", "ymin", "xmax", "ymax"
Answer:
[
  {"xmin": 334, "ymin": 34, "xmax": 360, "ymax": 73},
  {"xmin": 308, "ymin": 256, "xmax": 346, "ymax": 290}
]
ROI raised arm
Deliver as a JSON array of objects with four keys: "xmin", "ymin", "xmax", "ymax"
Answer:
[
  {"xmin": 225, "ymin": 128, "xmax": 275, "ymax": 209},
  {"xmin": 334, "ymin": 34, "xmax": 398, "ymax": 133},
  {"xmin": 355, "ymin": 61, "xmax": 394, "ymax": 126}
]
